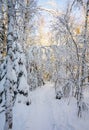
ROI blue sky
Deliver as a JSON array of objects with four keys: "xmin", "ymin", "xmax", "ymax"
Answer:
[
  {"xmin": 38, "ymin": 0, "xmax": 70, "ymax": 28},
  {"xmin": 38, "ymin": 0, "xmax": 69, "ymax": 10},
  {"xmin": 37, "ymin": 0, "xmax": 70, "ymax": 32}
]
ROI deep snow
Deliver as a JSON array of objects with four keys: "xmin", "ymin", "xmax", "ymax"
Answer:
[{"xmin": 0, "ymin": 82, "xmax": 89, "ymax": 130}]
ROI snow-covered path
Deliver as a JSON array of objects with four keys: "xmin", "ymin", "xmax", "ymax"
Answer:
[
  {"xmin": 13, "ymin": 83, "xmax": 89, "ymax": 130},
  {"xmin": 28, "ymin": 83, "xmax": 56, "ymax": 130},
  {"xmin": 13, "ymin": 82, "xmax": 58, "ymax": 130},
  {"xmin": 0, "ymin": 82, "xmax": 89, "ymax": 130}
]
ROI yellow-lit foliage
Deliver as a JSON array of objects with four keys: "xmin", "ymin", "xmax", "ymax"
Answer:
[
  {"xmin": 50, "ymin": 55, "xmax": 55, "ymax": 62},
  {"xmin": 75, "ymin": 27, "xmax": 81, "ymax": 34},
  {"xmin": 43, "ymin": 72, "xmax": 51, "ymax": 80},
  {"xmin": 2, "ymin": 51, "xmax": 6, "ymax": 57}
]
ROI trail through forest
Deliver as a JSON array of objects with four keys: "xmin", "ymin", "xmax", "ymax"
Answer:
[
  {"xmin": 0, "ymin": 83, "xmax": 89, "ymax": 130},
  {"xmin": 13, "ymin": 83, "xmax": 89, "ymax": 130}
]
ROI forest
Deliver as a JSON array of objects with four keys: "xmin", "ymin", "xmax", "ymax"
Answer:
[{"xmin": 0, "ymin": 0, "xmax": 89, "ymax": 130}]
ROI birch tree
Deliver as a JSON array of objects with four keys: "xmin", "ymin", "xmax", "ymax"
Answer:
[
  {"xmin": 51, "ymin": 0, "xmax": 89, "ymax": 116},
  {"xmin": 4, "ymin": 0, "xmax": 30, "ymax": 129},
  {"xmin": 4, "ymin": 1, "xmax": 16, "ymax": 129}
]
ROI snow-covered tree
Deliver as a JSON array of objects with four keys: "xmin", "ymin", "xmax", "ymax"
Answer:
[
  {"xmin": 50, "ymin": 0, "xmax": 89, "ymax": 116},
  {"xmin": 2, "ymin": 1, "xmax": 30, "ymax": 130},
  {"xmin": 27, "ymin": 45, "xmax": 45, "ymax": 90}
]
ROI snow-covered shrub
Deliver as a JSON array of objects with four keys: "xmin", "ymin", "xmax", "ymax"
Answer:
[
  {"xmin": 0, "ymin": 41, "xmax": 30, "ymax": 112},
  {"xmin": 56, "ymin": 91, "xmax": 63, "ymax": 99}
]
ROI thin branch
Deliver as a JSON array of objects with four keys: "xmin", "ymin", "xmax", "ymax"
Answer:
[{"xmin": 0, "ymin": 109, "xmax": 5, "ymax": 114}]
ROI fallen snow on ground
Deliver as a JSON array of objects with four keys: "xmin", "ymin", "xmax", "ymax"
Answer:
[{"xmin": 0, "ymin": 82, "xmax": 89, "ymax": 130}]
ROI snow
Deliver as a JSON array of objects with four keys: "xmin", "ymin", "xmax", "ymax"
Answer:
[
  {"xmin": 18, "ymin": 75, "xmax": 29, "ymax": 93},
  {"xmin": 0, "ymin": 82, "xmax": 89, "ymax": 130},
  {"xmin": 0, "ymin": 77, "xmax": 5, "ymax": 93}
]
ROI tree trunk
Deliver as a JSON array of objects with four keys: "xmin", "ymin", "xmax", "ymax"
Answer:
[
  {"xmin": 77, "ymin": 1, "xmax": 89, "ymax": 117},
  {"xmin": 4, "ymin": 0, "xmax": 16, "ymax": 130}
]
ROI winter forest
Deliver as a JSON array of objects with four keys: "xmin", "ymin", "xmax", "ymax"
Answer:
[{"xmin": 0, "ymin": 0, "xmax": 89, "ymax": 130}]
